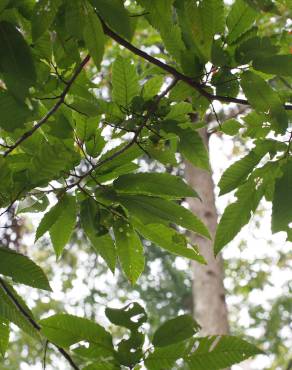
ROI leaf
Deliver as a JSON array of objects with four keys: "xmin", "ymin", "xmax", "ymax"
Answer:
[
  {"xmin": 241, "ymin": 71, "xmax": 288, "ymax": 134},
  {"xmin": 118, "ymin": 195, "xmax": 210, "ymax": 239},
  {"xmin": 106, "ymin": 302, "xmax": 146, "ymax": 367},
  {"xmin": 0, "ymin": 91, "xmax": 30, "ymax": 132},
  {"xmin": 83, "ymin": 2, "xmax": 105, "ymax": 69},
  {"xmin": 235, "ymin": 36, "xmax": 278, "ymax": 64},
  {"xmin": 0, "ymin": 247, "xmax": 51, "ymax": 291},
  {"xmin": 253, "ymin": 55, "xmax": 292, "ymax": 77},
  {"xmin": 92, "ymin": 0, "xmax": 132, "ymax": 40},
  {"xmin": 113, "ymin": 172, "xmax": 198, "ymax": 199},
  {"xmin": 218, "ymin": 146, "xmax": 268, "ymax": 195},
  {"xmin": 212, "ymin": 68, "xmax": 239, "ymax": 97},
  {"xmin": 36, "ymin": 194, "xmax": 77, "ymax": 257},
  {"xmin": 220, "ymin": 119, "xmax": 242, "ymax": 136},
  {"xmin": 272, "ymin": 159, "xmax": 292, "ymax": 235},
  {"xmin": 177, "ymin": 127, "xmax": 210, "ymax": 171},
  {"xmin": 40, "ymin": 314, "xmax": 113, "ymax": 349},
  {"xmin": 0, "ymin": 282, "xmax": 39, "ymax": 339},
  {"xmin": 142, "ymin": 76, "xmax": 164, "ymax": 100},
  {"xmin": 185, "ymin": 0, "xmax": 224, "ymax": 60},
  {"xmin": 105, "ymin": 302, "xmax": 147, "ymax": 330},
  {"xmin": 0, "ymin": 21, "xmax": 36, "ymax": 99},
  {"xmin": 32, "ymin": 0, "xmax": 61, "ymax": 41},
  {"xmin": 83, "ymin": 362, "xmax": 119, "ymax": 370},
  {"xmin": 226, "ymin": 0, "xmax": 257, "ymax": 44},
  {"xmin": 152, "ymin": 315, "xmax": 200, "ymax": 347},
  {"xmin": 186, "ymin": 335, "xmax": 263, "ymax": 370},
  {"xmin": 112, "ymin": 56, "xmax": 139, "ymax": 108},
  {"xmin": 214, "ymin": 179, "xmax": 264, "ymax": 255},
  {"xmin": 80, "ymin": 199, "xmax": 116, "ymax": 272},
  {"xmin": 113, "ymin": 219, "xmax": 145, "ymax": 284},
  {"xmin": 145, "ymin": 341, "xmax": 188, "ymax": 370},
  {"xmin": 0, "ymin": 318, "xmax": 9, "ymax": 358},
  {"xmin": 132, "ymin": 220, "xmax": 206, "ymax": 264},
  {"xmin": 166, "ymin": 102, "xmax": 193, "ymax": 122}
]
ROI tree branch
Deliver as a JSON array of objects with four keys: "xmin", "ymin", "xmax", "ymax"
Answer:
[
  {"xmin": 71, "ymin": 78, "xmax": 178, "ymax": 188},
  {"xmin": 0, "ymin": 277, "xmax": 80, "ymax": 370},
  {"xmin": 100, "ymin": 18, "xmax": 292, "ymax": 111},
  {"xmin": 3, "ymin": 55, "xmax": 90, "ymax": 157}
]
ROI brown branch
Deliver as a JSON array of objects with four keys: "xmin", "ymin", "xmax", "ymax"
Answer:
[
  {"xmin": 3, "ymin": 55, "xmax": 90, "ymax": 157},
  {"xmin": 0, "ymin": 278, "xmax": 80, "ymax": 370},
  {"xmin": 100, "ymin": 18, "xmax": 292, "ymax": 111}
]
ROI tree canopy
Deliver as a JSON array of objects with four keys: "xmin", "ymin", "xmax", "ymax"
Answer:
[{"xmin": 0, "ymin": 0, "xmax": 291, "ymax": 369}]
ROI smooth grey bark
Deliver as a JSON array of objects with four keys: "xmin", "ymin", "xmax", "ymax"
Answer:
[{"xmin": 184, "ymin": 128, "xmax": 229, "ymax": 335}]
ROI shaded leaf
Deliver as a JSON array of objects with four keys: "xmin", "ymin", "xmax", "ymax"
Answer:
[
  {"xmin": 118, "ymin": 195, "xmax": 210, "ymax": 239},
  {"xmin": 114, "ymin": 172, "xmax": 198, "ymax": 199},
  {"xmin": 80, "ymin": 199, "xmax": 116, "ymax": 272},
  {"xmin": 153, "ymin": 315, "xmax": 200, "ymax": 347},
  {"xmin": 83, "ymin": 2, "xmax": 105, "ymax": 69},
  {"xmin": 272, "ymin": 159, "xmax": 292, "ymax": 235},
  {"xmin": 112, "ymin": 56, "xmax": 139, "ymax": 108},
  {"xmin": 226, "ymin": 0, "xmax": 257, "ymax": 44}
]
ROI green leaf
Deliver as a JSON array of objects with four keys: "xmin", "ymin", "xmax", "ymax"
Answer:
[
  {"xmin": 118, "ymin": 195, "xmax": 210, "ymax": 239},
  {"xmin": 152, "ymin": 315, "xmax": 200, "ymax": 347},
  {"xmin": 114, "ymin": 172, "xmax": 198, "ymax": 199},
  {"xmin": 226, "ymin": 0, "xmax": 257, "ymax": 44},
  {"xmin": 0, "ymin": 21, "xmax": 36, "ymax": 99},
  {"xmin": 36, "ymin": 194, "xmax": 77, "ymax": 257},
  {"xmin": 166, "ymin": 102, "xmax": 193, "ymax": 122},
  {"xmin": 162, "ymin": 122, "xmax": 210, "ymax": 171},
  {"xmin": 241, "ymin": 71, "xmax": 288, "ymax": 133},
  {"xmin": 83, "ymin": 2, "xmax": 105, "ymax": 69},
  {"xmin": 0, "ymin": 318, "xmax": 9, "ymax": 358},
  {"xmin": 0, "ymin": 91, "xmax": 30, "ymax": 132},
  {"xmin": 185, "ymin": 0, "xmax": 224, "ymax": 60},
  {"xmin": 92, "ymin": 0, "xmax": 132, "ymax": 40},
  {"xmin": 0, "ymin": 282, "xmax": 39, "ymax": 339},
  {"xmin": 113, "ymin": 219, "xmax": 145, "ymax": 284},
  {"xmin": 142, "ymin": 76, "xmax": 164, "ymax": 100},
  {"xmin": 214, "ymin": 179, "xmax": 264, "ymax": 255},
  {"xmin": 105, "ymin": 302, "xmax": 147, "ymax": 330},
  {"xmin": 0, "ymin": 246, "xmax": 51, "ymax": 291},
  {"xmin": 272, "ymin": 159, "xmax": 292, "ymax": 235},
  {"xmin": 80, "ymin": 199, "xmax": 116, "ymax": 272},
  {"xmin": 132, "ymin": 220, "xmax": 206, "ymax": 264},
  {"xmin": 253, "ymin": 55, "xmax": 292, "ymax": 77},
  {"xmin": 145, "ymin": 341, "xmax": 188, "ymax": 370},
  {"xmin": 235, "ymin": 36, "xmax": 278, "ymax": 64},
  {"xmin": 32, "ymin": 0, "xmax": 61, "ymax": 41},
  {"xmin": 212, "ymin": 68, "xmax": 239, "ymax": 97},
  {"xmin": 40, "ymin": 314, "xmax": 113, "ymax": 349},
  {"xmin": 218, "ymin": 145, "xmax": 269, "ymax": 195},
  {"xmin": 186, "ymin": 335, "xmax": 263, "ymax": 370},
  {"xmin": 83, "ymin": 362, "xmax": 119, "ymax": 370},
  {"xmin": 112, "ymin": 56, "xmax": 139, "ymax": 108},
  {"xmin": 220, "ymin": 119, "xmax": 242, "ymax": 136}
]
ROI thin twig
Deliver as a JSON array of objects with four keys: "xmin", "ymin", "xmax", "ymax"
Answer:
[
  {"xmin": 4, "ymin": 55, "xmax": 90, "ymax": 157},
  {"xmin": 0, "ymin": 278, "xmax": 80, "ymax": 370}
]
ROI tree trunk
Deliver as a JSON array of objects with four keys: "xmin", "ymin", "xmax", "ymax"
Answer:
[{"xmin": 184, "ymin": 128, "xmax": 229, "ymax": 335}]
